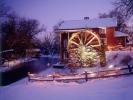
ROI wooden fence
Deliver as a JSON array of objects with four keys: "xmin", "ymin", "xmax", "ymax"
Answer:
[{"xmin": 28, "ymin": 67, "xmax": 133, "ymax": 82}]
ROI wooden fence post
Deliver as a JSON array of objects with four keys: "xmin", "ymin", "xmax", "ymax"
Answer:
[
  {"xmin": 52, "ymin": 75, "xmax": 55, "ymax": 81},
  {"xmin": 84, "ymin": 71, "xmax": 88, "ymax": 82},
  {"xmin": 27, "ymin": 72, "xmax": 31, "ymax": 82}
]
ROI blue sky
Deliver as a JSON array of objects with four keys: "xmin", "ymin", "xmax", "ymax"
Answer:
[{"xmin": 6, "ymin": 0, "xmax": 116, "ymax": 31}]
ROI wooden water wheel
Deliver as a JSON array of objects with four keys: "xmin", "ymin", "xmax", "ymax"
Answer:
[{"xmin": 67, "ymin": 30, "xmax": 101, "ymax": 67}]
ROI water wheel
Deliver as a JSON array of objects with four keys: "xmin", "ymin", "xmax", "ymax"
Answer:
[{"xmin": 67, "ymin": 30, "xmax": 101, "ymax": 67}]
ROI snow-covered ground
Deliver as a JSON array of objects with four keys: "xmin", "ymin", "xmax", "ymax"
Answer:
[
  {"xmin": 0, "ymin": 75, "xmax": 133, "ymax": 100},
  {"xmin": 0, "ymin": 57, "xmax": 38, "ymax": 72},
  {"xmin": 0, "ymin": 51, "xmax": 133, "ymax": 100}
]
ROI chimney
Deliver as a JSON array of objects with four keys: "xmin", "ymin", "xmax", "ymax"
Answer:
[{"xmin": 84, "ymin": 17, "xmax": 89, "ymax": 20}]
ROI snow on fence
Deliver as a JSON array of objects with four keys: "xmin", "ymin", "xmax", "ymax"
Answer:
[{"xmin": 28, "ymin": 67, "xmax": 133, "ymax": 82}]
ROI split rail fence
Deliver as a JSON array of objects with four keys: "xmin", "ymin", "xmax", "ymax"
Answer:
[{"xmin": 28, "ymin": 67, "xmax": 133, "ymax": 82}]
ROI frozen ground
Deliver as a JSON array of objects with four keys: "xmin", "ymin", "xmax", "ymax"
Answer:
[
  {"xmin": 0, "ymin": 51, "xmax": 133, "ymax": 100},
  {"xmin": 0, "ymin": 75, "xmax": 133, "ymax": 100}
]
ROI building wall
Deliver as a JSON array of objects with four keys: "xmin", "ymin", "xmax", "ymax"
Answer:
[{"xmin": 106, "ymin": 27, "xmax": 117, "ymax": 49}]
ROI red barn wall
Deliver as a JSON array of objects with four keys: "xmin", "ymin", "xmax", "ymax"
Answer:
[{"xmin": 106, "ymin": 27, "xmax": 117, "ymax": 48}]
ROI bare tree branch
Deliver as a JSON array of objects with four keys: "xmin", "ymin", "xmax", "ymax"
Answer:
[
  {"xmin": 0, "ymin": 0, "xmax": 11, "ymax": 17},
  {"xmin": 113, "ymin": 0, "xmax": 133, "ymax": 18}
]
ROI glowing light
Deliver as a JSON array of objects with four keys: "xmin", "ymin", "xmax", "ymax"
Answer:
[
  {"xmin": 76, "ymin": 45, "xmax": 99, "ymax": 66},
  {"xmin": 108, "ymin": 65, "xmax": 114, "ymax": 69}
]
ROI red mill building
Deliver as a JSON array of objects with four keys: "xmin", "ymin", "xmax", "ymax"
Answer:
[{"xmin": 56, "ymin": 17, "xmax": 128, "ymax": 66}]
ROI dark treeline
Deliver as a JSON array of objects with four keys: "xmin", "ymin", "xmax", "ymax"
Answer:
[{"xmin": 0, "ymin": 1, "xmax": 60, "ymax": 60}]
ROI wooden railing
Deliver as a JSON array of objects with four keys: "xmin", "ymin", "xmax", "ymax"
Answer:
[{"xmin": 28, "ymin": 67, "xmax": 133, "ymax": 82}]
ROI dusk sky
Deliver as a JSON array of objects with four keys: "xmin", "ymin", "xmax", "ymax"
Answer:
[{"xmin": 6, "ymin": 0, "xmax": 116, "ymax": 31}]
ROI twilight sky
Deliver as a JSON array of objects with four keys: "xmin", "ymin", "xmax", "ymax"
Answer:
[{"xmin": 5, "ymin": 0, "xmax": 116, "ymax": 31}]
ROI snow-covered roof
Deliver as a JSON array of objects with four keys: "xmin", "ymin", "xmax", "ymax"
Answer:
[
  {"xmin": 58, "ymin": 17, "xmax": 117, "ymax": 30},
  {"xmin": 114, "ymin": 31, "xmax": 128, "ymax": 37}
]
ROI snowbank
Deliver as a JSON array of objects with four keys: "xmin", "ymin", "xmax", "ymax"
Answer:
[{"xmin": 106, "ymin": 51, "xmax": 133, "ymax": 67}]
